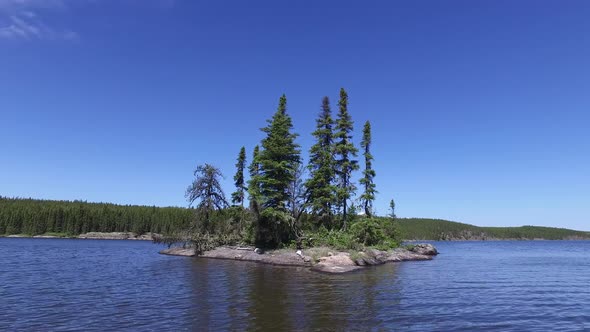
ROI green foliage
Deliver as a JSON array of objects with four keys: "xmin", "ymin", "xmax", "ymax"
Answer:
[
  {"xmin": 255, "ymin": 208, "xmax": 295, "ymax": 248},
  {"xmin": 186, "ymin": 206, "xmax": 255, "ymax": 254},
  {"xmin": 249, "ymin": 95, "xmax": 302, "ymax": 247},
  {"xmin": 334, "ymin": 88, "xmax": 359, "ymax": 227},
  {"xmin": 373, "ymin": 240, "xmax": 399, "ymax": 251},
  {"xmin": 307, "ymin": 227, "xmax": 362, "ymax": 251},
  {"xmin": 305, "ymin": 96, "xmax": 337, "ymax": 225},
  {"xmin": 0, "ymin": 196, "xmax": 193, "ymax": 236},
  {"xmin": 255, "ymin": 94, "xmax": 301, "ymax": 211},
  {"xmin": 231, "ymin": 146, "xmax": 247, "ymax": 207},
  {"xmin": 304, "ymin": 217, "xmax": 400, "ymax": 251},
  {"xmin": 393, "ymin": 218, "xmax": 590, "ymax": 240},
  {"xmin": 389, "ymin": 199, "xmax": 396, "ymax": 220},
  {"xmin": 247, "ymin": 145, "xmax": 261, "ymax": 211},
  {"xmin": 359, "ymin": 120, "xmax": 377, "ymax": 217},
  {"xmin": 349, "ymin": 218, "xmax": 385, "ymax": 246}
]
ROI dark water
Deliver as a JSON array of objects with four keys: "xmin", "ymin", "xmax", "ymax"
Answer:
[{"xmin": 1, "ymin": 239, "xmax": 589, "ymax": 331}]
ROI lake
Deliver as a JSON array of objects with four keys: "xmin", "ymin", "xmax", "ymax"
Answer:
[{"xmin": 1, "ymin": 239, "xmax": 588, "ymax": 331}]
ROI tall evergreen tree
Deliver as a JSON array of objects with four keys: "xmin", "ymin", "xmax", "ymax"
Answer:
[
  {"xmin": 247, "ymin": 145, "xmax": 261, "ymax": 210},
  {"xmin": 305, "ymin": 96, "xmax": 337, "ymax": 224},
  {"xmin": 231, "ymin": 146, "xmax": 247, "ymax": 207},
  {"xmin": 334, "ymin": 88, "xmax": 359, "ymax": 228},
  {"xmin": 359, "ymin": 121, "xmax": 377, "ymax": 217},
  {"xmin": 250, "ymin": 95, "xmax": 301, "ymax": 247},
  {"xmin": 256, "ymin": 94, "xmax": 301, "ymax": 211},
  {"xmin": 389, "ymin": 199, "xmax": 396, "ymax": 220}
]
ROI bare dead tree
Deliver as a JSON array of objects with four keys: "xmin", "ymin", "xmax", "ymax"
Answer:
[{"xmin": 185, "ymin": 164, "xmax": 229, "ymax": 223}]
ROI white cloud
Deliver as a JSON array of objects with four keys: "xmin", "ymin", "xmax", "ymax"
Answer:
[
  {"xmin": 0, "ymin": 0, "xmax": 176, "ymax": 41},
  {"xmin": 0, "ymin": 0, "xmax": 65, "ymax": 11},
  {"xmin": 0, "ymin": 12, "xmax": 76, "ymax": 40},
  {"xmin": 0, "ymin": 0, "xmax": 76, "ymax": 40}
]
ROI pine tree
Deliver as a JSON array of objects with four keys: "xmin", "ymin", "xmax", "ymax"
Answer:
[
  {"xmin": 231, "ymin": 146, "xmax": 247, "ymax": 207},
  {"xmin": 359, "ymin": 121, "xmax": 377, "ymax": 217},
  {"xmin": 334, "ymin": 88, "xmax": 359, "ymax": 228},
  {"xmin": 389, "ymin": 199, "xmax": 396, "ymax": 220},
  {"xmin": 305, "ymin": 96, "xmax": 337, "ymax": 225},
  {"xmin": 251, "ymin": 95, "xmax": 301, "ymax": 247},
  {"xmin": 247, "ymin": 145, "xmax": 261, "ymax": 210},
  {"xmin": 256, "ymin": 94, "xmax": 301, "ymax": 210}
]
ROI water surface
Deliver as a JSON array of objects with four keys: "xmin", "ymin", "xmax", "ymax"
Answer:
[{"xmin": 1, "ymin": 239, "xmax": 588, "ymax": 331}]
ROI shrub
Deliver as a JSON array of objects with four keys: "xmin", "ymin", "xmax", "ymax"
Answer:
[
  {"xmin": 255, "ymin": 208, "xmax": 295, "ymax": 248},
  {"xmin": 349, "ymin": 218, "xmax": 385, "ymax": 246}
]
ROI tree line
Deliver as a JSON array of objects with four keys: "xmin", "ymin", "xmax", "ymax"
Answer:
[{"xmin": 0, "ymin": 196, "xmax": 193, "ymax": 236}]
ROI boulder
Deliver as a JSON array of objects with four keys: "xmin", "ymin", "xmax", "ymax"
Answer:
[
  {"xmin": 313, "ymin": 253, "xmax": 361, "ymax": 273},
  {"xmin": 159, "ymin": 247, "xmax": 196, "ymax": 257},
  {"xmin": 409, "ymin": 243, "xmax": 438, "ymax": 255}
]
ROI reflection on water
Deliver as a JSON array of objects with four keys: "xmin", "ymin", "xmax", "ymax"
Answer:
[
  {"xmin": 1, "ymin": 239, "xmax": 589, "ymax": 331},
  {"xmin": 186, "ymin": 259, "xmax": 398, "ymax": 331}
]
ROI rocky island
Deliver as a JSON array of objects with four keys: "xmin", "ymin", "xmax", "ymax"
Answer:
[{"xmin": 160, "ymin": 243, "xmax": 438, "ymax": 274}]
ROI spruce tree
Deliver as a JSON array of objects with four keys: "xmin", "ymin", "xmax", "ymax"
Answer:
[
  {"xmin": 247, "ymin": 145, "xmax": 261, "ymax": 210},
  {"xmin": 334, "ymin": 88, "xmax": 359, "ymax": 228},
  {"xmin": 389, "ymin": 199, "xmax": 396, "ymax": 220},
  {"xmin": 250, "ymin": 95, "xmax": 301, "ymax": 247},
  {"xmin": 231, "ymin": 146, "xmax": 247, "ymax": 207},
  {"xmin": 359, "ymin": 121, "xmax": 377, "ymax": 217},
  {"xmin": 256, "ymin": 94, "xmax": 301, "ymax": 210},
  {"xmin": 305, "ymin": 96, "xmax": 337, "ymax": 225}
]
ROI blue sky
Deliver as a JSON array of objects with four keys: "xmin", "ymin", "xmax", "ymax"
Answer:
[{"xmin": 1, "ymin": 0, "xmax": 589, "ymax": 230}]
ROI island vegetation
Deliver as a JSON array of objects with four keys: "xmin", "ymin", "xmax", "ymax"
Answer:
[{"xmin": 172, "ymin": 89, "xmax": 399, "ymax": 253}]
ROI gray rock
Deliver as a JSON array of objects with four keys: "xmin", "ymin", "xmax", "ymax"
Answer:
[
  {"xmin": 409, "ymin": 243, "xmax": 438, "ymax": 255},
  {"xmin": 160, "ymin": 247, "xmax": 196, "ymax": 257}
]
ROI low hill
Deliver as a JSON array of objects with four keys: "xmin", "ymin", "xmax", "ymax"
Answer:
[
  {"xmin": 2, "ymin": 197, "xmax": 588, "ymax": 241},
  {"xmin": 393, "ymin": 218, "xmax": 590, "ymax": 241}
]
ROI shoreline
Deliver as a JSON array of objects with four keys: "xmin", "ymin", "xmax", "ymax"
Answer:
[
  {"xmin": 0, "ymin": 232, "xmax": 160, "ymax": 241},
  {"xmin": 160, "ymin": 244, "xmax": 439, "ymax": 274},
  {"xmin": 2, "ymin": 233, "xmax": 587, "ymax": 242}
]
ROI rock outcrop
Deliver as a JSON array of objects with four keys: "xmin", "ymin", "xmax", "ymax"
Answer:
[
  {"xmin": 161, "ymin": 244, "xmax": 439, "ymax": 274},
  {"xmin": 312, "ymin": 247, "xmax": 436, "ymax": 273},
  {"xmin": 160, "ymin": 247, "xmax": 196, "ymax": 257},
  {"xmin": 408, "ymin": 243, "xmax": 438, "ymax": 255},
  {"xmin": 202, "ymin": 247, "xmax": 313, "ymax": 267}
]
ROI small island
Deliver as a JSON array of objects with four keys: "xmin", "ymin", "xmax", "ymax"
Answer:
[
  {"xmin": 153, "ymin": 90, "xmax": 437, "ymax": 273},
  {"xmin": 2, "ymin": 90, "xmax": 589, "ymax": 275}
]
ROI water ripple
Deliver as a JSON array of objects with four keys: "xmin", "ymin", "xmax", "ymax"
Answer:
[{"xmin": 1, "ymin": 239, "xmax": 589, "ymax": 331}]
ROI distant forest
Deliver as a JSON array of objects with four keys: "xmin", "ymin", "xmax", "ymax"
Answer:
[
  {"xmin": 394, "ymin": 218, "xmax": 590, "ymax": 241},
  {"xmin": 0, "ymin": 197, "xmax": 192, "ymax": 236},
  {"xmin": 2, "ymin": 197, "xmax": 588, "ymax": 241}
]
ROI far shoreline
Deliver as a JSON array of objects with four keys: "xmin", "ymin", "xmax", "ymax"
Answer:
[
  {"xmin": 0, "ymin": 232, "xmax": 158, "ymax": 241},
  {"xmin": 2, "ymin": 232, "xmax": 589, "ymax": 242}
]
